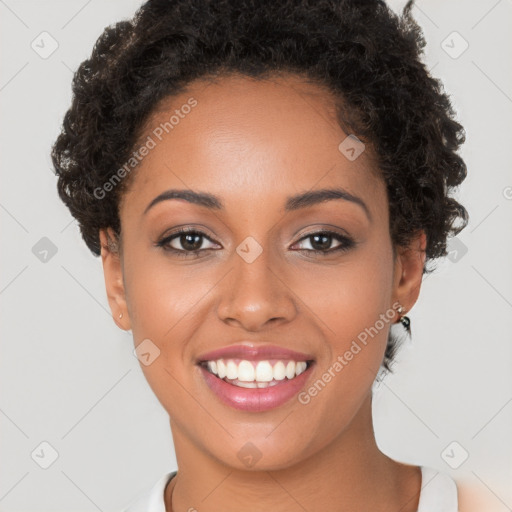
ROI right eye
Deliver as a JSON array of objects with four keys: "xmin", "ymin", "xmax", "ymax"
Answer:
[{"xmin": 155, "ymin": 228, "xmax": 220, "ymax": 257}]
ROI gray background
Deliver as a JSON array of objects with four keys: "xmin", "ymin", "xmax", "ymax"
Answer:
[{"xmin": 1, "ymin": 0, "xmax": 511, "ymax": 510}]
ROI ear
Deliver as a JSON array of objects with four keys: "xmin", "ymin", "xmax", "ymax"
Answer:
[
  {"xmin": 391, "ymin": 230, "xmax": 427, "ymax": 317},
  {"xmin": 99, "ymin": 228, "xmax": 131, "ymax": 331}
]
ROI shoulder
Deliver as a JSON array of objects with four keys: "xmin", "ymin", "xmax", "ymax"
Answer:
[
  {"xmin": 122, "ymin": 467, "xmax": 463, "ymax": 512},
  {"xmin": 417, "ymin": 466, "xmax": 458, "ymax": 512},
  {"xmin": 121, "ymin": 471, "xmax": 177, "ymax": 512}
]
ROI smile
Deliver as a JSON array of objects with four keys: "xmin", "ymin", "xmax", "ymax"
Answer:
[
  {"xmin": 200, "ymin": 358, "xmax": 311, "ymax": 387},
  {"xmin": 197, "ymin": 358, "xmax": 315, "ymax": 412}
]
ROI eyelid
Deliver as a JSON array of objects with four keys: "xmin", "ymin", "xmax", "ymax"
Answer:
[
  {"xmin": 291, "ymin": 228, "xmax": 354, "ymax": 251},
  {"xmin": 158, "ymin": 225, "xmax": 217, "ymax": 242},
  {"xmin": 155, "ymin": 226, "xmax": 220, "ymax": 252},
  {"xmin": 292, "ymin": 224, "xmax": 351, "ymax": 239}
]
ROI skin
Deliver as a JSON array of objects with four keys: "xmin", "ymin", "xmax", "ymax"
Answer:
[{"xmin": 99, "ymin": 73, "xmax": 428, "ymax": 512}]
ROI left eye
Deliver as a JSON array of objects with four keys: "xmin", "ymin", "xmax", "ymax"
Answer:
[{"xmin": 292, "ymin": 231, "xmax": 354, "ymax": 254}]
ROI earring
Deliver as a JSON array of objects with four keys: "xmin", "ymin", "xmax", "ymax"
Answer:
[
  {"xmin": 396, "ymin": 305, "xmax": 411, "ymax": 336},
  {"xmin": 119, "ymin": 313, "xmax": 123, "ymax": 319}
]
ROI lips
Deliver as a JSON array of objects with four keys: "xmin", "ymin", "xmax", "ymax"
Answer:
[
  {"xmin": 196, "ymin": 343, "xmax": 315, "ymax": 363},
  {"xmin": 195, "ymin": 342, "xmax": 316, "ymax": 412},
  {"xmin": 198, "ymin": 362, "xmax": 315, "ymax": 412}
]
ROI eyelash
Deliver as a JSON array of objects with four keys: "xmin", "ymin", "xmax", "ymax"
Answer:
[{"xmin": 155, "ymin": 227, "xmax": 356, "ymax": 258}]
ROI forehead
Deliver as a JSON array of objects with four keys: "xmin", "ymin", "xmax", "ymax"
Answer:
[{"xmin": 120, "ymin": 73, "xmax": 384, "ymax": 216}]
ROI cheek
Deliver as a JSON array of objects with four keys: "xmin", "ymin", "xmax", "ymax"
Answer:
[
  {"xmin": 292, "ymin": 256, "xmax": 394, "ymax": 437},
  {"xmin": 122, "ymin": 249, "xmax": 217, "ymax": 393},
  {"xmin": 121, "ymin": 253, "xmax": 199, "ymax": 409},
  {"xmin": 293, "ymin": 238, "xmax": 395, "ymax": 393},
  {"xmin": 295, "ymin": 239, "xmax": 394, "ymax": 340},
  {"xmin": 123, "ymin": 248, "xmax": 204, "ymax": 339}
]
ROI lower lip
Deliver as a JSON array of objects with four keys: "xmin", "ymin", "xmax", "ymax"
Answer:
[{"xmin": 198, "ymin": 363, "xmax": 315, "ymax": 412}]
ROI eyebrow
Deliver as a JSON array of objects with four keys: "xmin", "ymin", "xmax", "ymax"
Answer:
[
  {"xmin": 285, "ymin": 188, "xmax": 371, "ymax": 220},
  {"xmin": 143, "ymin": 187, "xmax": 371, "ymax": 221}
]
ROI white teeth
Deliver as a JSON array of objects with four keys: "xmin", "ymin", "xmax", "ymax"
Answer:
[
  {"xmin": 285, "ymin": 361, "xmax": 296, "ymax": 379},
  {"xmin": 202, "ymin": 358, "xmax": 311, "ymax": 383},
  {"xmin": 207, "ymin": 360, "xmax": 217, "ymax": 375},
  {"xmin": 226, "ymin": 380, "xmax": 281, "ymax": 388},
  {"xmin": 296, "ymin": 361, "xmax": 307, "ymax": 376},
  {"xmin": 217, "ymin": 359, "xmax": 226, "ymax": 379},
  {"xmin": 226, "ymin": 360, "xmax": 238, "ymax": 379},
  {"xmin": 255, "ymin": 361, "xmax": 273, "ymax": 382},
  {"xmin": 235, "ymin": 380, "xmax": 259, "ymax": 388},
  {"xmin": 238, "ymin": 360, "xmax": 255, "ymax": 381},
  {"xmin": 273, "ymin": 361, "xmax": 286, "ymax": 380}
]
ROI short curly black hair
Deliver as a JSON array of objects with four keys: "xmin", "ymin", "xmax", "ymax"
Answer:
[{"xmin": 51, "ymin": 0, "xmax": 469, "ymax": 371}]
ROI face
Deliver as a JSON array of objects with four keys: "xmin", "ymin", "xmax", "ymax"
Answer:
[{"xmin": 100, "ymin": 73, "xmax": 425, "ymax": 470}]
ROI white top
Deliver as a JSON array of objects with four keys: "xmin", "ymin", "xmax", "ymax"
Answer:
[{"xmin": 122, "ymin": 465, "xmax": 458, "ymax": 512}]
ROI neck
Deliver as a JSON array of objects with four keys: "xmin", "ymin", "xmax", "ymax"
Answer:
[{"xmin": 165, "ymin": 393, "xmax": 421, "ymax": 512}]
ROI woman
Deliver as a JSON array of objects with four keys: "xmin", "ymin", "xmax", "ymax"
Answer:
[{"xmin": 51, "ymin": 0, "xmax": 468, "ymax": 510}]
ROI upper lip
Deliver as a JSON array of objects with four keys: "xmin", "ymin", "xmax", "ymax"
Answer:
[{"xmin": 196, "ymin": 343, "xmax": 315, "ymax": 363}]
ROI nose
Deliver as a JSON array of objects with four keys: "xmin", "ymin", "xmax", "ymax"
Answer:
[{"xmin": 216, "ymin": 245, "xmax": 298, "ymax": 331}]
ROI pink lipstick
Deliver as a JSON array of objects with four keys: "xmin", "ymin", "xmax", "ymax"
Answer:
[{"xmin": 196, "ymin": 343, "xmax": 315, "ymax": 412}]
